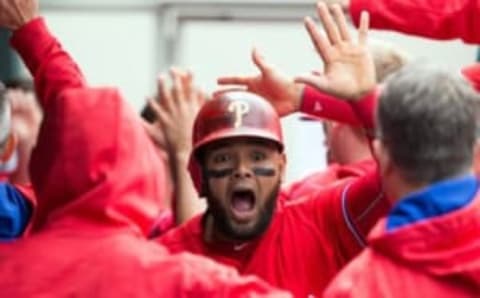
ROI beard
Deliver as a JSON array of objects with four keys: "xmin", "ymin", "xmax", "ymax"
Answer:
[{"xmin": 204, "ymin": 181, "xmax": 280, "ymax": 242}]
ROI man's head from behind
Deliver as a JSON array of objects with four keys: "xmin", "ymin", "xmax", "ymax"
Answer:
[
  {"xmin": 189, "ymin": 90, "xmax": 286, "ymax": 241},
  {"xmin": 374, "ymin": 63, "xmax": 480, "ymax": 200}
]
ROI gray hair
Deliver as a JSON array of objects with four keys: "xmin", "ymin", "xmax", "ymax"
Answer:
[{"xmin": 377, "ymin": 63, "xmax": 480, "ymax": 184}]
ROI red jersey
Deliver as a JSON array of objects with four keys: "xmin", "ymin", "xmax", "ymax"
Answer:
[
  {"xmin": 0, "ymin": 18, "xmax": 291, "ymax": 298},
  {"xmin": 349, "ymin": 0, "xmax": 480, "ymax": 44},
  {"xmin": 325, "ymin": 195, "xmax": 480, "ymax": 298},
  {"xmin": 279, "ymin": 159, "xmax": 375, "ymax": 204},
  {"xmin": 158, "ymin": 170, "xmax": 390, "ymax": 297}
]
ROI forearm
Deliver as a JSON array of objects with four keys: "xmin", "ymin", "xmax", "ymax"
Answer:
[
  {"xmin": 10, "ymin": 18, "xmax": 86, "ymax": 108},
  {"xmin": 349, "ymin": 0, "xmax": 480, "ymax": 44},
  {"xmin": 170, "ymin": 152, "xmax": 206, "ymax": 225},
  {"xmin": 300, "ymin": 85, "xmax": 379, "ymax": 130}
]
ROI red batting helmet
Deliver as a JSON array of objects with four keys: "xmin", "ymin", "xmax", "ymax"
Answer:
[{"xmin": 189, "ymin": 90, "xmax": 284, "ymax": 195}]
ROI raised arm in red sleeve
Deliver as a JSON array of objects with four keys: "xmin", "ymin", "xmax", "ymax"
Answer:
[
  {"xmin": 300, "ymin": 85, "xmax": 379, "ymax": 130},
  {"xmin": 350, "ymin": 0, "xmax": 480, "ymax": 44},
  {"xmin": 10, "ymin": 17, "xmax": 86, "ymax": 108}
]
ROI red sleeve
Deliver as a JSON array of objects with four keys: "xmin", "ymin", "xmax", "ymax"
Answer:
[
  {"xmin": 311, "ymin": 165, "xmax": 387, "ymax": 260},
  {"xmin": 341, "ymin": 168, "xmax": 390, "ymax": 245},
  {"xmin": 349, "ymin": 0, "xmax": 480, "ymax": 44},
  {"xmin": 300, "ymin": 86, "xmax": 379, "ymax": 130},
  {"xmin": 462, "ymin": 63, "xmax": 480, "ymax": 92},
  {"xmin": 300, "ymin": 85, "xmax": 362, "ymax": 126},
  {"xmin": 10, "ymin": 17, "xmax": 86, "ymax": 108},
  {"xmin": 350, "ymin": 89, "xmax": 380, "ymax": 132}
]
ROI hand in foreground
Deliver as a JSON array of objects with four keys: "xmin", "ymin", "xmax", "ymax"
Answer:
[{"xmin": 145, "ymin": 68, "xmax": 206, "ymax": 156}]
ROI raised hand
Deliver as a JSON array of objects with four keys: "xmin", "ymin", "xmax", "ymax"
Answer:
[
  {"xmin": 217, "ymin": 48, "xmax": 303, "ymax": 116},
  {"xmin": 295, "ymin": 3, "xmax": 376, "ymax": 101},
  {"xmin": 0, "ymin": 0, "xmax": 39, "ymax": 30},
  {"xmin": 146, "ymin": 68, "xmax": 206, "ymax": 156}
]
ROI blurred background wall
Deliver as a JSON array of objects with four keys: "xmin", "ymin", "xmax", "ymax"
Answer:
[{"xmin": 2, "ymin": 0, "xmax": 478, "ymax": 182}]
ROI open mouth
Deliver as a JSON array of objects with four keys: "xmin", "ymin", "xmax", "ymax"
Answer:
[{"xmin": 230, "ymin": 189, "xmax": 256, "ymax": 221}]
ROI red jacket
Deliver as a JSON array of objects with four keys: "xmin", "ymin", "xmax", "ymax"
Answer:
[
  {"xmin": 349, "ymin": 0, "xmax": 480, "ymax": 44},
  {"xmin": 158, "ymin": 170, "xmax": 390, "ymax": 297},
  {"xmin": 0, "ymin": 18, "xmax": 290, "ymax": 298},
  {"xmin": 324, "ymin": 196, "xmax": 480, "ymax": 298}
]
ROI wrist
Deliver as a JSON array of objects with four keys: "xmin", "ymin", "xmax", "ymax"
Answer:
[
  {"xmin": 291, "ymin": 82, "xmax": 304, "ymax": 112},
  {"xmin": 170, "ymin": 150, "xmax": 191, "ymax": 164},
  {"xmin": 11, "ymin": 14, "xmax": 39, "ymax": 31}
]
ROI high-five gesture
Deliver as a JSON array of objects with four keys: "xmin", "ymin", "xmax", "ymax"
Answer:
[
  {"xmin": 146, "ymin": 68, "xmax": 206, "ymax": 156},
  {"xmin": 217, "ymin": 48, "xmax": 303, "ymax": 116},
  {"xmin": 296, "ymin": 3, "xmax": 376, "ymax": 101},
  {"xmin": 0, "ymin": 0, "xmax": 39, "ymax": 30}
]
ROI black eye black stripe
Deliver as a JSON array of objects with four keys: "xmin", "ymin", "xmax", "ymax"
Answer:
[
  {"xmin": 205, "ymin": 168, "xmax": 234, "ymax": 178},
  {"xmin": 205, "ymin": 167, "xmax": 276, "ymax": 178},
  {"xmin": 253, "ymin": 167, "xmax": 276, "ymax": 176}
]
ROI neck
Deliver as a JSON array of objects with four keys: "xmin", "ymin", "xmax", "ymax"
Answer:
[
  {"xmin": 386, "ymin": 170, "xmax": 474, "ymax": 205},
  {"xmin": 203, "ymin": 213, "xmax": 246, "ymax": 246}
]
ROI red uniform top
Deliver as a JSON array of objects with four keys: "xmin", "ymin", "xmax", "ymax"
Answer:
[
  {"xmin": 279, "ymin": 159, "xmax": 375, "ymax": 204},
  {"xmin": 349, "ymin": 0, "xmax": 480, "ymax": 44},
  {"xmin": 158, "ymin": 169, "xmax": 389, "ymax": 297},
  {"xmin": 325, "ymin": 192, "xmax": 480, "ymax": 298},
  {"xmin": 0, "ymin": 18, "xmax": 290, "ymax": 298}
]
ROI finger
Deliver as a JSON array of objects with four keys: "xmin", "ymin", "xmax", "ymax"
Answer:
[
  {"xmin": 304, "ymin": 16, "xmax": 331, "ymax": 63},
  {"xmin": 358, "ymin": 10, "xmax": 370, "ymax": 45},
  {"xmin": 252, "ymin": 48, "xmax": 273, "ymax": 74},
  {"xmin": 316, "ymin": 2, "xmax": 342, "ymax": 45},
  {"xmin": 193, "ymin": 88, "xmax": 208, "ymax": 106},
  {"xmin": 149, "ymin": 98, "xmax": 170, "ymax": 127},
  {"xmin": 157, "ymin": 74, "xmax": 172, "ymax": 108},
  {"xmin": 331, "ymin": 4, "xmax": 351, "ymax": 41},
  {"xmin": 294, "ymin": 74, "xmax": 330, "ymax": 93},
  {"xmin": 184, "ymin": 70, "xmax": 195, "ymax": 100},
  {"xmin": 170, "ymin": 68, "xmax": 186, "ymax": 103},
  {"xmin": 217, "ymin": 76, "xmax": 251, "ymax": 86},
  {"xmin": 176, "ymin": 68, "xmax": 194, "ymax": 100}
]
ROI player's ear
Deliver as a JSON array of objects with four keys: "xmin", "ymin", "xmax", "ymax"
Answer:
[{"xmin": 0, "ymin": 133, "xmax": 16, "ymax": 163}]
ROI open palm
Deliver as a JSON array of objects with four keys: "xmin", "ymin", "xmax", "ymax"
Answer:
[{"xmin": 296, "ymin": 3, "xmax": 376, "ymax": 101}]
